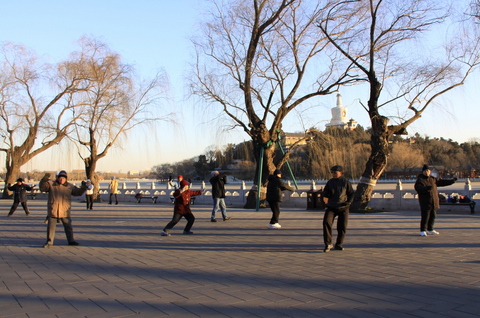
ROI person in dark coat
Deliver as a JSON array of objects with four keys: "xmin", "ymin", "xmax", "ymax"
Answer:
[
  {"xmin": 414, "ymin": 164, "xmax": 456, "ymax": 236},
  {"xmin": 7, "ymin": 178, "xmax": 34, "ymax": 217},
  {"xmin": 209, "ymin": 171, "xmax": 231, "ymax": 222},
  {"xmin": 266, "ymin": 169, "xmax": 294, "ymax": 229},
  {"xmin": 322, "ymin": 165, "xmax": 354, "ymax": 252},
  {"xmin": 161, "ymin": 180, "xmax": 203, "ymax": 236}
]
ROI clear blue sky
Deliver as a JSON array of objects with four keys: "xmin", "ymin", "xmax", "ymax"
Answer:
[{"xmin": 1, "ymin": 1, "xmax": 478, "ymax": 173}]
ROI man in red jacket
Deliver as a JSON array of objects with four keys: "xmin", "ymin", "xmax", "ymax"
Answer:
[{"xmin": 161, "ymin": 180, "xmax": 203, "ymax": 236}]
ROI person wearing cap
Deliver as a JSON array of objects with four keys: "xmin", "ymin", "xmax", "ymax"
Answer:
[
  {"xmin": 322, "ymin": 165, "xmax": 354, "ymax": 252},
  {"xmin": 266, "ymin": 168, "xmax": 294, "ymax": 229},
  {"xmin": 39, "ymin": 170, "xmax": 87, "ymax": 248},
  {"xmin": 209, "ymin": 171, "xmax": 231, "ymax": 222},
  {"xmin": 108, "ymin": 176, "xmax": 119, "ymax": 205},
  {"xmin": 85, "ymin": 179, "xmax": 94, "ymax": 210},
  {"xmin": 414, "ymin": 164, "xmax": 456, "ymax": 237},
  {"xmin": 7, "ymin": 178, "xmax": 34, "ymax": 217},
  {"xmin": 161, "ymin": 180, "xmax": 204, "ymax": 236}
]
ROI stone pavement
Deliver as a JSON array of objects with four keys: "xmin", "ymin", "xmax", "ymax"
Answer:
[{"xmin": 1, "ymin": 199, "xmax": 479, "ymax": 318}]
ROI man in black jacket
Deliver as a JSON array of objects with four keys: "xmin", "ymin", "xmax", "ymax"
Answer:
[
  {"xmin": 266, "ymin": 169, "xmax": 294, "ymax": 229},
  {"xmin": 414, "ymin": 164, "xmax": 456, "ymax": 236},
  {"xmin": 322, "ymin": 165, "xmax": 354, "ymax": 252},
  {"xmin": 209, "ymin": 171, "xmax": 231, "ymax": 222},
  {"xmin": 7, "ymin": 178, "xmax": 34, "ymax": 217}
]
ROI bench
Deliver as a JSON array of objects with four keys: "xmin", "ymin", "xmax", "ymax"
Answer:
[
  {"xmin": 134, "ymin": 195, "xmax": 158, "ymax": 204},
  {"xmin": 27, "ymin": 192, "xmax": 37, "ymax": 200},
  {"xmin": 440, "ymin": 201, "xmax": 475, "ymax": 214}
]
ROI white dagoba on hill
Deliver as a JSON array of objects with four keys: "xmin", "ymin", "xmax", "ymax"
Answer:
[{"xmin": 326, "ymin": 93, "xmax": 348, "ymax": 127}]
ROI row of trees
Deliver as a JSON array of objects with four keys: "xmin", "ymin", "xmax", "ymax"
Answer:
[
  {"xmin": 0, "ymin": 37, "xmax": 169, "ymax": 199},
  {"xmin": 3, "ymin": 1, "xmax": 480, "ymax": 211},
  {"xmin": 152, "ymin": 128, "xmax": 480, "ymax": 181},
  {"xmin": 190, "ymin": 0, "xmax": 480, "ymax": 210}
]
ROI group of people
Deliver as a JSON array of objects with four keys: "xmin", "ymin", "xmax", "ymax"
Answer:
[
  {"xmin": 266, "ymin": 164, "xmax": 457, "ymax": 252},
  {"xmin": 5, "ymin": 172, "xmax": 124, "ymax": 248},
  {"xmin": 6, "ymin": 163, "xmax": 457, "ymax": 250}
]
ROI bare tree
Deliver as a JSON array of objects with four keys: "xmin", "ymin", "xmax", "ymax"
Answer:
[
  {"xmin": 67, "ymin": 38, "xmax": 170, "ymax": 199},
  {"xmin": 190, "ymin": 0, "xmax": 359, "ymax": 189},
  {"xmin": 471, "ymin": 0, "xmax": 480, "ymax": 20},
  {"xmin": 0, "ymin": 42, "xmax": 87, "ymax": 197},
  {"xmin": 318, "ymin": 0, "xmax": 480, "ymax": 210},
  {"xmin": 387, "ymin": 142, "xmax": 425, "ymax": 177}
]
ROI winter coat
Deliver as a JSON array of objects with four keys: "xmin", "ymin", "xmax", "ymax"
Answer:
[
  {"xmin": 8, "ymin": 183, "xmax": 33, "ymax": 203},
  {"xmin": 210, "ymin": 174, "xmax": 227, "ymax": 198},
  {"xmin": 86, "ymin": 183, "xmax": 94, "ymax": 195},
  {"xmin": 109, "ymin": 179, "xmax": 119, "ymax": 194},
  {"xmin": 414, "ymin": 174, "xmax": 455, "ymax": 211},
  {"xmin": 39, "ymin": 177, "xmax": 86, "ymax": 218},
  {"xmin": 173, "ymin": 189, "xmax": 203, "ymax": 215},
  {"xmin": 322, "ymin": 176, "xmax": 354, "ymax": 210},
  {"xmin": 266, "ymin": 175, "xmax": 294, "ymax": 202}
]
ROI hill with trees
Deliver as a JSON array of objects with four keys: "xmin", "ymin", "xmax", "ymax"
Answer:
[{"xmin": 153, "ymin": 127, "xmax": 480, "ymax": 181}]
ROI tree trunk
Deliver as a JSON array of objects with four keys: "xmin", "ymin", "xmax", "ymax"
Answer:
[
  {"xmin": 350, "ymin": 115, "xmax": 390, "ymax": 212},
  {"xmin": 244, "ymin": 139, "xmax": 278, "ymax": 209},
  {"xmin": 84, "ymin": 157, "xmax": 101, "ymax": 201},
  {"xmin": 2, "ymin": 155, "xmax": 22, "ymax": 199}
]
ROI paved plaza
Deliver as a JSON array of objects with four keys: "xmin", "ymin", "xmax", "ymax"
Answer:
[{"xmin": 1, "ymin": 198, "xmax": 479, "ymax": 317}]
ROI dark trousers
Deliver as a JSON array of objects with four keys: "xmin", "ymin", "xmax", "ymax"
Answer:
[
  {"xmin": 46, "ymin": 217, "xmax": 75, "ymax": 245},
  {"xmin": 8, "ymin": 201, "xmax": 30, "ymax": 215},
  {"xmin": 109, "ymin": 193, "xmax": 118, "ymax": 204},
  {"xmin": 163, "ymin": 212, "xmax": 195, "ymax": 232},
  {"xmin": 323, "ymin": 207, "xmax": 349, "ymax": 247},
  {"xmin": 86, "ymin": 195, "xmax": 93, "ymax": 209},
  {"xmin": 420, "ymin": 207, "xmax": 437, "ymax": 231},
  {"xmin": 267, "ymin": 200, "xmax": 281, "ymax": 224}
]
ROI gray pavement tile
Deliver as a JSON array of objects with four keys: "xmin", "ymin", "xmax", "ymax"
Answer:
[
  {"xmin": 111, "ymin": 300, "xmax": 169, "ymax": 317},
  {"xmin": 2, "ymin": 201, "xmax": 480, "ymax": 317}
]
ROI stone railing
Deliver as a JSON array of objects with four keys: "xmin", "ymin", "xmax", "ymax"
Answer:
[{"xmin": 27, "ymin": 180, "xmax": 479, "ymax": 212}]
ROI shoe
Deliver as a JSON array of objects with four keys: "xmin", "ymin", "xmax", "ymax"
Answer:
[
  {"xmin": 7, "ymin": 214, "xmax": 12, "ymax": 217},
  {"xmin": 334, "ymin": 245, "xmax": 344, "ymax": 251},
  {"xmin": 115, "ymin": 202, "xmax": 118, "ymax": 205},
  {"xmin": 43, "ymin": 243, "xmax": 52, "ymax": 248},
  {"xmin": 223, "ymin": 217, "xmax": 231, "ymax": 221},
  {"xmin": 183, "ymin": 231, "xmax": 194, "ymax": 235},
  {"xmin": 161, "ymin": 231, "xmax": 171, "ymax": 236},
  {"xmin": 68, "ymin": 241, "xmax": 79, "ymax": 246},
  {"xmin": 426, "ymin": 230, "xmax": 439, "ymax": 235},
  {"xmin": 419, "ymin": 231, "xmax": 427, "ymax": 236},
  {"xmin": 26, "ymin": 213, "xmax": 30, "ymax": 216},
  {"xmin": 324, "ymin": 244, "xmax": 333, "ymax": 253},
  {"xmin": 268, "ymin": 223, "xmax": 281, "ymax": 229},
  {"xmin": 108, "ymin": 202, "xmax": 112, "ymax": 205},
  {"xmin": 211, "ymin": 218, "xmax": 217, "ymax": 222}
]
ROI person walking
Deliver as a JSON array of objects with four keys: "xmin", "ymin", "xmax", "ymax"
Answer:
[
  {"xmin": 109, "ymin": 176, "xmax": 119, "ymax": 205},
  {"xmin": 414, "ymin": 164, "xmax": 456, "ymax": 237},
  {"xmin": 85, "ymin": 179, "xmax": 94, "ymax": 210},
  {"xmin": 161, "ymin": 180, "xmax": 203, "ymax": 236},
  {"xmin": 266, "ymin": 169, "xmax": 294, "ymax": 229},
  {"xmin": 209, "ymin": 171, "xmax": 231, "ymax": 222},
  {"xmin": 39, "ymin": 170, "xmax": 86, "ymax": 248},
  {"xmin": 322, "ymin": 165, "xmax": 354, "ymax": 252},
  {"xmin": 7, "ymin": 178, "xmax": 34, "ymax": 217}
]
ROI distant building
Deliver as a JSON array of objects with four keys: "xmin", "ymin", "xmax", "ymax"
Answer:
[
  {"xmin": 281, "ymin": 132, "xmax": 307, "ymax": 148},
  {"xmin": 128, "ymin": 170, "xmax": 140, "ymax": 176},
  {"xmin": 326, "ymin": 93, "xmax": 357, "ymax": 130}
]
